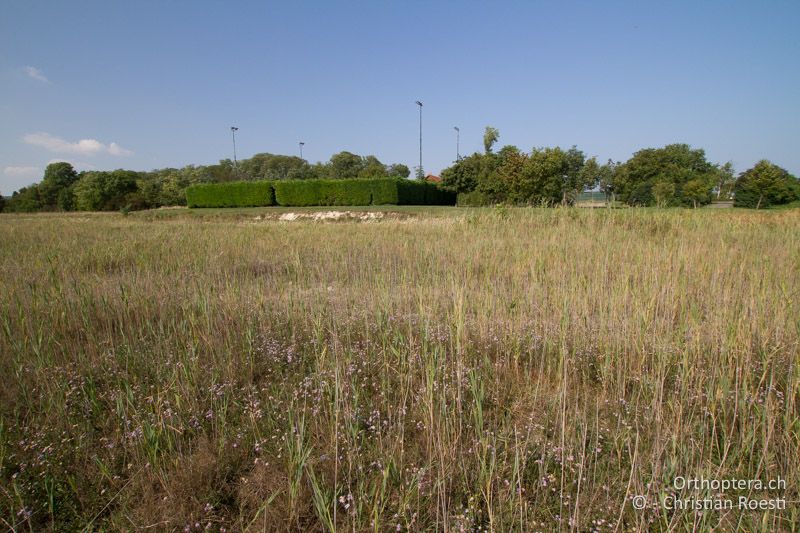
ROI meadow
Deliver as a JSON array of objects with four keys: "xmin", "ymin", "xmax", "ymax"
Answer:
[{"xmin": 0, "ymin": 207, "xmax": 797, "ymax": 531}]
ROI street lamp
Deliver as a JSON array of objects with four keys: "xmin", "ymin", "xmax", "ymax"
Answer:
[
  {"xmin": 454, "ymin": 126, "xmax": 460, "ymax": 161},
  {"xmin": 415, "ymin": 100, "xmax": 423, "ymax": 179},
  {"xmin": 230, "ymin": 126, "xmax": 239, "ymax": 169},
  {"xmin": 299, "ymin": 142, "xmax": 305, "ymax": 160}
]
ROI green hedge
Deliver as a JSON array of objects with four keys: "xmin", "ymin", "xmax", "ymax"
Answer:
[
  {"xmin": 187, "ymin": 179, "xmax": 455, "ymax": 207},
  {"xmin": 273, "ymin": 179, "xmax": 396, "ymax": 206},
  {"xmin": 274, "ymin": 179, "xmax": 454, "ymax": 206},
  {"xmin": 185, "ymin": 181, "xmax": 275, "ymax": 207}
]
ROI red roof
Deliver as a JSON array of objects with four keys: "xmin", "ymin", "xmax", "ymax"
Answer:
[{"xmin": 425, "ymin": 174, "xmax": 441, "ymax": 183}]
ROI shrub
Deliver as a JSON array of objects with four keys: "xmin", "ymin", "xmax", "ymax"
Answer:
[
  {"xmin": 426, "ymin": 185, "xmax": 457, "ymax": 205},
  {"xmin": 186, "ymin": 179, "xmax": 455, "ymax": 208},
  {"xmin": 370, "ymin": 179, "xmax": 400, "ymax": 204},
  {"xmin": 457, "ymin": 191, "xmax": 491, "ymax": 207},
  {"xmin": 274, "ymin": 179, "xmax": 454, "ymax": 207},
  {"xmin": 275, "ymin": 179, "xmax": 374, "ymax": 206},
  {"xmin": 396, "ymin": 180, "xmax": 427, "ymax": 205},
  {"xmin": 185, "ymin": 181, "xmax": 276, "ymax": 208}
]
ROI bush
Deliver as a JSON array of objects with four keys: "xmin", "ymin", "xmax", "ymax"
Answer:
[
  {"xmin": 185, "ymin": 181, "xmax": 276, "ymax": 208},
  {"xmin": 275, "ymin": 179, "xmax": 374, "ymax": 206},
  {"xmin": 396, "ymin": 180, "xmax": 427, "ymax": 205},
  {"xmin": 186, "ymin": 179, "xmax": 455, "ymax": 208},
  {"xmin": 426, "ymin": 185, "xmax": 457, "ymax": 205},
  {"xmin": 457, "ymin": 191, "xmax": 491, "ymax": 206}
]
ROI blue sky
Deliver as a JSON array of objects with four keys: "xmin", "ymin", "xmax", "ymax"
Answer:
[{"xmin": 1, "ymin": 0, "xmax": 799, "ymax": 193}]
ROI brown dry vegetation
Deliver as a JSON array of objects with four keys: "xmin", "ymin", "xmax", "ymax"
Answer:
[{"xmin": 0, "ymin": 208, "xmax": 798, "ymax": 531}]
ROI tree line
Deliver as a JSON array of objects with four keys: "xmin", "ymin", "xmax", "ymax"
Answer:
[
  {"xmin": 2, "ymin": 133, "xmax": 798, "ymax": 212},
  {"xmin": 1, "ymin": 152, "xmax": 411, "ymax": 213},
  {"xmin": 441, "ymin": 127, "xmax": 799, "ymax": 209}
]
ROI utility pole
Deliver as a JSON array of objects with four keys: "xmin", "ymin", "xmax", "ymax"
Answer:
[
  {"xmin": 299, "ymin": 141, "xmax": 305, "ymax": 160},
  {"xmin": 230, "ymin": 126, "xmax": 239, "ymax": 169},
  {"xmin": 454, "ymin": 126, "xmax": 460, "ymax": 161},
  {"xmin": 415, "ymin": 101, "xmax": 423, "ymax": 179}
]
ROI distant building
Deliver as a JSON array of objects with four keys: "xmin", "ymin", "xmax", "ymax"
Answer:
[{"xmin": 424, "ymin": 174, "xmax": 441, "ymax": 183}]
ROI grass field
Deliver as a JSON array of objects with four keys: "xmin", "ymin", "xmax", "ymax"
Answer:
[{"xmin": 0, "ymin": 208, "xmax": 798, "ymax": 531}]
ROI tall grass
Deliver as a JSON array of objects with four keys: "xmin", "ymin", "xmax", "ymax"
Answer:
[{"xmin": 0, "ymin": 208, "xmax": 797, "ymax": 531}]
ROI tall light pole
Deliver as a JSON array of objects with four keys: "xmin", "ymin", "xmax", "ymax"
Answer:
[
  {"xmin": 415, "ymin": 100, "xmax": 423, "ymax": 179},
  {"xmin": 454, "ymin": 126, "xmax": 460, "ymax": 161},
  {"xmin": 230, "ymin": 126, "xmax": 239, "ymax": 169},
  {"xmin": 299, "ymin": 142, "xmax": 305, "ymax": 160}
]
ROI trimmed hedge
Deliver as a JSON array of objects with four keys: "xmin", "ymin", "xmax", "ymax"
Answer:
[
  {"xmin": 187, "ymin": 179, "xmax": 455, "ymax": 207},
  {"xmin": 274, "ymin": 179, "xmax": 396, "ymax": 206},
  {"xmin": 186, "ymin": 181, "xmax": 275, "ymax": 207},
  {"xmin": 274, "ymin": 179, "xmax": 454, "ymax": 206}
]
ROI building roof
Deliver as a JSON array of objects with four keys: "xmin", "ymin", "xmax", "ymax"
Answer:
[{"xmin": 425, "ymin": 174, "xmax": 441, "ymax": 183}]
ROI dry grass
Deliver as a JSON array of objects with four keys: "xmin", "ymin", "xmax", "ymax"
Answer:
[{"xmin": 0, "ymin": 208, "xmax": 798, "ymax": 531}]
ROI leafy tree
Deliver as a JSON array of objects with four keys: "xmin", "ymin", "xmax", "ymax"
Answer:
[
  {"xmin": 714, "ymin": 162, "xmax": 736, "ymax": 200},
  {"xmin": 57, "ymin": 187, "xmax": 76, "ymax": 211},
  {"xmin": 598, "ymin": 160, "xmax": 620, "ymax": 203},
  {"xmin": 652, "ymin": 180, "xmax": 676, "ymax": 207},
  {"xmin": 329, "ymin": 151, "xmax": 364, "ymax": 179},
  {"xmin": 73, "ymin": 170, "xmax": 140, "ymax": 211},
  {"xmin": 441, "ymin": 152, "xmax": 498, "ymax": 194},
  {"xmin": 681, "ymin": 179, "xmax": 711, "ymax": 208},
  {"xmin": 489, "ymin": 146, "xmax": 527, "ymax": 203},
  {"xmin": 615, "ymin": 144, "xmax": 715, "ymax": 206},
  {"xmin": 733, "ymin": 160, "xmax": 800, "ymax": 209},
  {"xmin": 38, "ymin": 162, "xmax": 78, "ymax": 210},
  {"xmin": 0, "ymin": 191, "xmax": 5, "ymax": 212},
  {"xmin": 483, "ymin": 126, "xmax": 500, "ymax": 154},
  {"xmin": 516, "ymin": 146, "xmax": 591, "ymax": 205},
  {"xmin": 6, "ymin": 185, "xmax": 42, "ymax": 212},
  {"xmin": 239, "ymin": 153, "xmax": 308, "ymax": 180},
  {"xmin": 357, "ymin": 156, "xmax": 388, "ymax": 179},
  {"xmin": 386, "ymin": 163, "xmax": 410, "ymax": 179}
]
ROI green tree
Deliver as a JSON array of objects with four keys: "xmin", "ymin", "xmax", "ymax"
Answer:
[
  {"xmin": 681, "ymin": 178, "xmax": 712, "ymax": 208},
  {"xmin": 489, "ymin": 146, "xmax": 527, "ymax": 203},
  {"xmin": 483, "ymin": 126, "xmax": 499, "ymax": 154},
  {"xmin": 386, "ymin": 164, "xmax": 410, "ymax": 179},
  {"xmin": 598, "ymin": 160, "xmax": 620, "ymax": 203},
  {"xmin": 714, "ymin": 162, "xmax": 736, "ymax": 200},
  {"xmin": 239, "ymin": 153, "xmax": 309, "ymax": 180},
  {"xmin": 441, "ymin": 152, "xmax": 498, "ymax": 195},
  {"xmin": 357, "ymin": 156, "xmax": 388, "ymax": 179},
  {"xmin": 517, "ymin": 146, "xmax": 590, "ymax": 205},
  {"xmin": 651, "ymin": 180, "xmax": 676, "ymax": 207},
  {"xmin": 57, "ymin": 187, "xmax": 76, "ymax": 211},
  {"xmin": 6, "ymin": 185, "xmax": 43, "ymax": 212},
  {"xmin": 329, "ymin": 152, "xmax": 364, "ymax": 179},
  {"xmin": 615, "ymin": 144, "xmax": 715, "ymax": 206},
  {"xmin": 733, "ymin": 160, "xmax": 799, "ymax": 209},
  {"xmin": 73, "ymin": 170, "xmax": 140, "ymax": 211},
  {"xmin": 38, "ymin": 162, "xmax": 78, "ymax": 210},
  {"xmin": 0, "ymin": 191, "xmax": 5, "ymax": 212}
]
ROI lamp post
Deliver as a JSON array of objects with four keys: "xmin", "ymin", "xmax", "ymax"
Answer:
[
  {"xmin": 299, "ymin": 142, "xmax": 305, "ymax": 160},
  {"xmin": 454, "ymin": 126, "xmax": 460, "ymax": 161},
  {"xmin": 230, "ymin": 126, "xmax": 239, "ymax": 169},
  {"xmin": 415, "ymin": 100, "xmax": 423, "ymax": 179}
]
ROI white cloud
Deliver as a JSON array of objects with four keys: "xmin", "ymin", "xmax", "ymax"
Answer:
[
  {"xmin": 108, "ymin": 142, "xmax": 133, "ymax": 156},
  {"xmin": 23, "ymin": 66, "xmax": 50, "ymax": 83},
  {"xmin": 3, "ymin": 166, "xmax": 41, "ymax": 179},
  {"xmin": 23, "ymin": 132, "xmax": 134, "ymax": 157}
]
